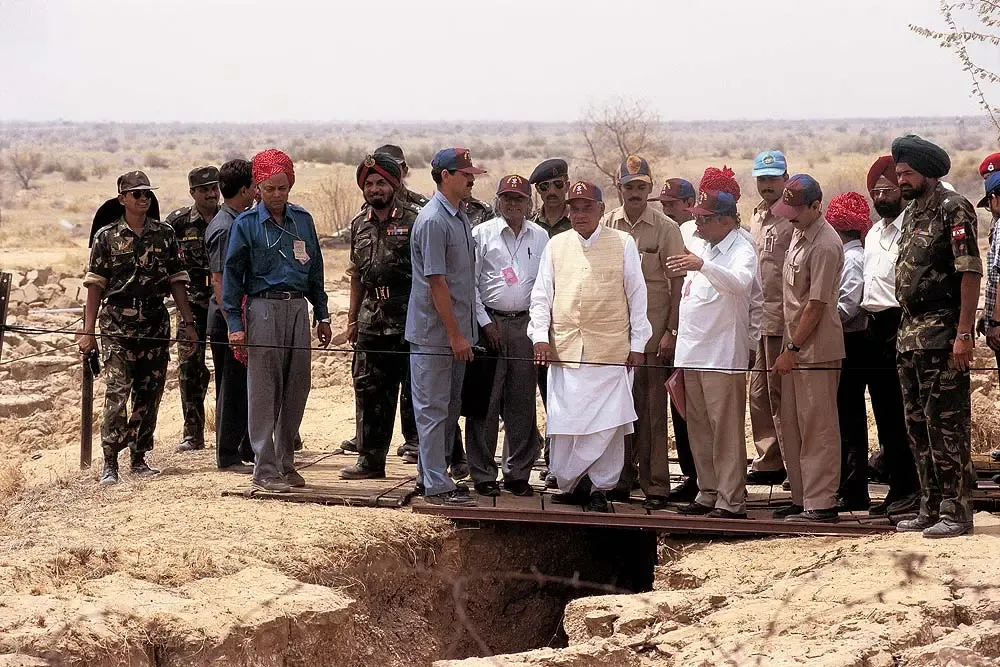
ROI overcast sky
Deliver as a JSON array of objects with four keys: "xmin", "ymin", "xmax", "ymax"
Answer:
[{"xmin": 0, "ymin": 0, "xmax": 995, "ymax": 123}]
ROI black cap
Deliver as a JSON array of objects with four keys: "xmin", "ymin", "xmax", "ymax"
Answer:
[
  {"xmin": 374, "ymin": 144, "xmax": 406, "ymax": 165},
  {"xmin": 529, "ymin": 158, "xmax": 568, "ymax": 185}
]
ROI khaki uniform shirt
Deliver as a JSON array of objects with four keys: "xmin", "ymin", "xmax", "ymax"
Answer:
[
  {"xmin": 782, "ymin": 216, "xmax": 845, "ymax": 363},
  {"xmin": 750, "ymin": 200, "xmax": 794, "ymax": 337},
  {"xmin": 603, "ymin": 205, "xmax": 686, "ymax": 340}
]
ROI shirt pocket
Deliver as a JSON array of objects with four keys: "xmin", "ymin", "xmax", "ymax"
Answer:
[
  {"xmin": 180, "ymin": 239, "xmax": 208, "ymax": 269},
  {"xmin": 639, "ymin": 246, "xmax": 664, "ymax": 280},
  {"xmin": 250, "ymin": 243, "xmax": 278, "ymax": 275}
]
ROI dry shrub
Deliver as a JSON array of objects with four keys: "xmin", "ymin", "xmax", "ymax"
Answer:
[
  {"xmin": 314, "ymin": 173, "xmax": 362, "ymax": 235},
  {"xmin": 0, "ymin": 459, "xmax": 25, "ymax": 511}
]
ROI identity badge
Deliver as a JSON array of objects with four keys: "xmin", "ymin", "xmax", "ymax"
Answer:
[
  {"xmin": 501, "ymin": 266, "xmax": 519, "ymax": 286},
  {"xmin": 293, "ymin": 239, "xmax": 310, "ymax": 264}
]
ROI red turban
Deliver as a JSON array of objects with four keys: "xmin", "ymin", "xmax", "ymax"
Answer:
[
  {"xmin": 252, "ymin": 149, "xmax": 295, "ymax": 188},
  {"xmin": 699, "ymin": 166, "xmax": 741, "ymax": 201},
  {"xmin": 825, "ymin": 192, "xmax": 872, "ymax": 236},
  {"xmin": 866, "ymin": 156, "xmax": 897, "ymax": 192}
]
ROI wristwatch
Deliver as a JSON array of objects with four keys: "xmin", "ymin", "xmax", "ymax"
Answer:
[
  {"xmin": 957, "ymin": 332, "xmax": 973, "ymax": 341},
  {"xmin": 319, "ymin": 318, "xmax": 331, "ymax": 324},
  {"xmin": 786, "ymin": 341, "xmax": 801, "ymax": 352},
  {"xmin": 667, "ymin": 328, "xmax": 678, "ymax": 337}
]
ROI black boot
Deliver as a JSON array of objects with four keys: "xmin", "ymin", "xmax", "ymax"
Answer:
[
  {"xmin": 130, "ymin": 453, "xmax": 161, "ymax": 478},
  {"xmin": 99, "ymin": 458, "xmax": 119, "ymax": 486}
]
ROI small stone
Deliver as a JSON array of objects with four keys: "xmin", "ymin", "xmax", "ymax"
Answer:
[{"xmin": 583, "ymin": 610, "xmax": 619, "ymax": 638}]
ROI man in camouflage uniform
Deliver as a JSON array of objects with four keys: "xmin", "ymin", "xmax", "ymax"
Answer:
[
  {"xmin": 529, "ymin": 158, "xmax": 573, "ymax": 237},
  {"xmin": 341, "ymin": 154, "xmax": 421, "ymax": 479},
  {"xmin": 892, "ymin": 135, "xmax": 981, "ymax": 538},
  {"xmin": 79, "ymin": 171, "xmax": 199, "ymax": 485},
  {"xmin": 168, "ymin": 166, "xmax": 220, "ymax": 452},
  {"xmin": 463, "ymin": 196, "xmax": 495, "ymax": 227}
]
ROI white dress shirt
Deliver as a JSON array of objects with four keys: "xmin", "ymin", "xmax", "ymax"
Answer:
[
  {"xmin": 861, "ymin": 212, "xmax": 904, "ymax": 312},
  {"xmin": 675, "ymin": 227, "xmax": 760, "ymax": 373},
  {"xmin": 839, "ymin": 239, "xmax": 867, "ymax": 332},
  {"xmin": 473, "ymin": 216, "xmax": 549, "ymax": 326}
]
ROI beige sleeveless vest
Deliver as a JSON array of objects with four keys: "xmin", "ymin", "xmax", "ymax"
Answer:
[{"xmin": 549, "ymin": 227, "xmax": 631, "ymax": 369}]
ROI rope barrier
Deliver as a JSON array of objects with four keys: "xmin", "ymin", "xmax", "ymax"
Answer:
[{"xmin": 3, "ymin": 322, "xmax": 999, "ymax": 373}]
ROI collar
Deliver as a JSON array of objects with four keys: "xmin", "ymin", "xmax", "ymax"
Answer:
[
  {"xmin": 254, "ymin": 200, "xmax": 287, "ymax": 224},
  {"xmin": 220, "ymin": 202, "xmax": 242, "ymax": 219},
  {"xmin": 912, "ymin": 182, "xmax": 947, "ymax": 214},
  {"xmin": 536, "ymin": 203, "xmax": 569, "ymax": 225},
  {"xmin": 578, "ymin": 223, "xmax": 602, "ymax": 243},
  {"xmin": 433, "ymin": 190, "xmax": 460, "ymax": 217},
  {"xmin": 797, "ymin": 216, "xmax": 826, "ymax": 243},
  {"xmin": 843, "ymin": 239, "xmax": 863, "ymax": 252},
  {"xmin": 364, "ymin": 205, "xmax": 402, "ymax": 223},
  {"xmin": 886, "ymin": 211, "xmax": 905, "ymax": 231},
  {"xmin": 501, "ymin": 216, "xmax": 530, "ymax": 237},
  {"xmin": 115, "ymin": 215, "xmax": 156, "ymax": 235},
  {"xmin": 712, "ymin": 228, "xmax": 740, "ymax": 254},
  {"xmin": 619, "ymin": 204, "xmax": 653, "ymax": 227},
  {"xmin": 754, "ymin": 199, "xmax": 774, "ymax": 217}
]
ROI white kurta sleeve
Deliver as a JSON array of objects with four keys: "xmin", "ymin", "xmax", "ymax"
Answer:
[
  {"xmin": 837, "ymin": 251, "xmax": 865, "ymax": 324},
  {"xmin": 528, "ymin": 242, "xmax": 555, "ymax": 346},
  {"xmin": 622, "ymin": 235, "xmax": 653, "ymax": 353}
]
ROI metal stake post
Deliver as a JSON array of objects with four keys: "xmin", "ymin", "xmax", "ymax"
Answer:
[{"xmin": 81, "ymin": 305, "xmax": 93, "ymax": 469}]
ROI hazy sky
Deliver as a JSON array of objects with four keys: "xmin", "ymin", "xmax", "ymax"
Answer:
[{"xmin": 0, "ymin": 0, "xmax": 995, "ymax": 123}]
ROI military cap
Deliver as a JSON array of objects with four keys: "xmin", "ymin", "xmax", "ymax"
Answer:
[
  {"xmin": 188, "ymin": 166, "xmax": 220, "ymax": 188},
  {"xmin": 431, "ymin": 148, "xmax": 487, "ymax": 174},
  {"xmin": 688, "ymin": 189, "xmax": 738, "ymax": 217},
  {"xmin": 496, "ymin": 174, "xmax": 531, "ymax": 198},
  {"xmin": 979, "ymin": 152, "xmax": 1000, "ymax": 179},
  {"xmin": 890, "ymin": 135, "xmax": 950, "ymax": 179},
  {"xmin": 652, "ymin": 178, "xmax": 696, "ymax": 202},
  {"xmin": 771, "ymin": 174, "xmax": 823, "ymax": 220},
  {"xmin": 375, "ymin": 144, "xmax": 407, "ymax": 165},
  {"xmin": 977, "ymin": 172, "xmax": 1000, "ymax": 209},
  {"xmin": 117, "ymin": 170, "xmax": 157, "ymax": 193},
  {"xmin": 566, "ymin": 180, "xmax": 603, "ymax": 203},
  {"xmin": 618, "ymin": 155, "xmax": 652, "ymax": 185},
  {"xmin": 529, "ymin": 158, "xmax": 569, "ymax": 185}
]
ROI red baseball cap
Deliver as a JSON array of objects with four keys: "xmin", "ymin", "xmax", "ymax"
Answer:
[
  {"xmin": 771, "ymin": 174, "xmax": 823, "ymax": 219},
  {"xmin": 566, "ymin": 180, "xmax": 603, "ymax": 202},
  {"xmin": 496, "ymin": 174, "xmax": 531, "ymax": 198}
]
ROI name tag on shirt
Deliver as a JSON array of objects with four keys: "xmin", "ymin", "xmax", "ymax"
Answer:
[
  {"xmin": 501, "ymin": 266, "xmax": 519, "ymax": 286},
  {"xmin": 293, "ymin": 240, "xmax": 310, "ymax": 264},
  {"xmin": 764, "ymin": 234, "xmax": 775, "ymax": 253}
]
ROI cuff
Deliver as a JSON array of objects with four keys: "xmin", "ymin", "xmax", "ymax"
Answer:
[
  {"xmin": 169, "ymin": 270, "xmax": 191, "ymax": 284},
  {"xmin": 82, "ymin": 272, "xmax": 108, "ymax": 290},
  {"xmin": 956, "ymin": 256, "xmax": 984, "ymax": 274},
  {"xmin": 224, "ymin": 311, "xmax": 244, "ymax": 333},
  {"xmin": 476, "ymin": 310, "xmax": 493, "ymax": 328}
]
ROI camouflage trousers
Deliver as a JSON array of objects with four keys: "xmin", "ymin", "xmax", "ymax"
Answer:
[
  {"xmin": 101, "ymin": 343, "xmax": 169, "ymax": 461},
  {"xmin": 177, "ymin": 303, "xmax": 209, "ymax": 445},
  {"xmin": 897, "ymin": 349, "xmax": 974, "ymax": 523},
  {"xmin": 354, "ymin": 333, "xmax": 411, "ymax": 471}
]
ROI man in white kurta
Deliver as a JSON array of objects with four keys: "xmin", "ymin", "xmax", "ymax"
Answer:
[{"xmin": 528, "ymin": 180, "xmax": 652, "ymax": 512}]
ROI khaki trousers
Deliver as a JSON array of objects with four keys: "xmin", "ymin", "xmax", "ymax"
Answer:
[
  {"xmin": 619, "ymin": 358, "xmax": 671, "ymax": 497},
  {"xmin": 779, "ymin": 361, "xmax": 842, "ymax": 511},
  {"xmin": 749, "ymin": 335, "xmax": 785, "ymax": 472},
  {"xmin": 685, "ymin": 371, "xmax": 748, "ymax": 513}
]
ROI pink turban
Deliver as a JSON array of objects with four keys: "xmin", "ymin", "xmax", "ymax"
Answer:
[
  {"xmin": 825, "ymin": 192, "xmax": 872, "ymax": 236},
  {"xmin": 252, "ymin": 149, "xmax": 295, "ymax": 188}
]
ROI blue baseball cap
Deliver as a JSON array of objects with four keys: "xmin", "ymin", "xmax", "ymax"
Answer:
[
  {"xmin": 978, "ymin": 171, "xmax": 1000, "ymax": 209},
  {"xmin": 618, "ymin": 155, "xmax": 653, "ymax": 185},
  {"xmin": 752, "ymin": 151, "xmax": 787, "ymax": 178},
  {"xmin": 431, "ymin": 147, "xmax": 487, "ymax": 174},
  {"xmin": 652, "ymin": 178, "xmax": 696, "ymax": 202},
  {"xmin": 771, "ymin": 174, "xmax": 823, "ymax": 219}
]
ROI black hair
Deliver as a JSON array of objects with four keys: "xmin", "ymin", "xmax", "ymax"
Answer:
[
  {"xmin": 431, "ymin": 167, "xmax": 456, "ymax": 186},
  {"xmin": 219, "ymin": 159, "xmax": 253, "ymax": 199}
]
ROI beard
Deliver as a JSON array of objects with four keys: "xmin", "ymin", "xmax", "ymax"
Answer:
[
  {"xmin": 365, "ymin": 192, "xmax": 391, "ymax": 210},
  {"xmin": 899, "ymin": 181, "xmax": 928, "ymax": 201},
  {"xmin": 873, "ymin": 200, "xmax": 903, "ymax": 219}
]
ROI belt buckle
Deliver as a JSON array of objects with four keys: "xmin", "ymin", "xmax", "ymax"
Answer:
[{"xmin": 276, "ymin": 291, "xmax": 292, "ymax": 300}]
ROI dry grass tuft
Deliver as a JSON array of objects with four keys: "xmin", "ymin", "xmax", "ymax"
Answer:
[{"xmin": 0, "ymin": 460, "xmax": 25, "ymax": 513}]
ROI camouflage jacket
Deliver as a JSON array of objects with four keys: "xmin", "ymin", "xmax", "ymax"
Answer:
[
  {"xmin": 83, "ymin": 216, "xmax": 189, "ymax": 350},
  {"xmin": 349, "ymin": 198, "xmax": 420, "ymax": 336},
  {"xmin": 531, "ymin": 204, "xmax": 573, "ymax": 237},
  {"xmin": 164, "ymin": 205, "xmax": 215, "ymax": 306},
  {"xmin": 463, "ymin": 197, "xmax": 495, "ymax": 227},
  {"xmin": 896, "ymin": 182, "xmax": 983, "ymax": 352},
  {"xmin": 404, "ymin": 187, "xmax": 430, "ymax": 209}
]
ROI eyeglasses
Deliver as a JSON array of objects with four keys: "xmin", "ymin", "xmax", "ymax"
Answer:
[
  {"xmin": 870, "ymin": 188, "xmax": 899, "ymax": 198},
  {"xmin": 127, "ymin": 190, "xmax": 152, "ymax": 200},
  {"xmin": 536, "ymin": 180, "xmax": 565, "ymax": 193},
  {"xmin": 695, "ymin": 215, "xmax": 722, "ymax": 226}
]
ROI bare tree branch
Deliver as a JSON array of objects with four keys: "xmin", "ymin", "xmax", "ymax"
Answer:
[
  {"xmin": 578, "ymin": 98, "xmax": 664, "ymax": 190},
  {"xmin": 5, "ymin": 150, "xmax": 44, "ymax": 190}
]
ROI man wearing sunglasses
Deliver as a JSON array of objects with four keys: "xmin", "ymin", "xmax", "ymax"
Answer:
[
  {"xmin": 80, "ymin": 171, "xmax": 199, "ymax": 486},
  {"xmin": 168, "ymin": 166, "xmax": 220, "ymax": 455},
  {"xmin": 529, "ymin": 159, "xmax": 573, "ymax": 238}
]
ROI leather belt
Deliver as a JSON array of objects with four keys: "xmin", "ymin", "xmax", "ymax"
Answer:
[
  {"xmin": 487, "ymin": 307, "xmax": 528, "ymax": 318},
  {"xmin": 255, "ymin": 290, "xmax": 304, "ymax": 300}
]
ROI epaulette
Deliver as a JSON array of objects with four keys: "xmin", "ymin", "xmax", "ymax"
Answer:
[
  {"xmin": 287, "ymin": 202, "xmax": 309, "ymax": 213},
  {"xmin": 164, "ymin": 206, "xmax": 191, "ymax": 223}
]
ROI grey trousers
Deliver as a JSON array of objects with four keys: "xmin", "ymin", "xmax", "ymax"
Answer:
[
  {"xmin": 410, "ymin": 343, "xmax": 466, "ymax": 497},
  {"xmin": 467, "ymin": 313, "xmax": 539, "ymax": 485},
  {"xmin": 246, "ymin": 297, "xmax": 311, "ymax": 483}
]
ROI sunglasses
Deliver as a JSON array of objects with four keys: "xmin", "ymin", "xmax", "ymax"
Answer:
[
  {"xmin": 127, "ymin": 190, "xmax": 152, "ymax": 200},
  {"xmin": 536, "ymin": 179, "xmax": 565, "ymax": 192}
]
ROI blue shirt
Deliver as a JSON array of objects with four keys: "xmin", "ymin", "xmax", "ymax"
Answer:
[
  {"xmin": 404, "ymin": 190, "xmax": 478, "ymax": 346},
  {"xmin": 223, "ymin": 201, "xmax": 329, "ymax": 332}
]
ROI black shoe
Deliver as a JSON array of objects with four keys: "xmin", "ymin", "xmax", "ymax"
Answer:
[
  {"xmin": 678, "ymin": 501, "xmax": 714, "ymax": 516},
  {"xmin": 544, "ymin": 472, "xmax": 558, "ymax": 489},
  {"xmin": 99, "ymin": 460, "xmax": 119, "ymax": 486},
  {"xmin": 174, "ymin": 438, "xmax": 204, "ymax": 453},
  {"xmin": 772, "ymin": 504, "xmax": 804, "ymax": 519},
  {"xmin": 922, "ymin": 518, "xmax": 974, "ymax": 538},
  {"xmin": 340, "ymin": 464, "xmax": 385, "ymax": 480},
  {"xmin": 550, "ymin": 491, "xmax": 586, "ymax": 505},
  {"xmin": 990, "ymin": 449, "xmax": 1000, "ymax": 462},
  {"xmin": 642, "ymin": 495, "xmax": 670, "ymax": 511},
  {"xmin": 503, "ymin": 479, "xmax": 533, "ymax": 496},
  {"xmin": 340, "ymin": 438, "xmax": 358, "ymax": 453},
  {"xmin": 425, "ymin": 488, "xmax": 476, "ymax": 506},
  {"xmin": 293, "ymin": 434, "xmax": 304, "ymax": 451},
  {"xmin": 130, "ymin": 456, "xmax": 161, "ymax": 478},
  {"xmin": 252, "ymin": 477, "xmax": 291, "ymax": 493},
  {"xmin": 474, "ymin": 481, "xmax": 501, "ymax": 497},
  {"xmin": 781, "ymin": 480, "xmax": 791, "ymax": 491},
  {"xmin": 785, "ymin": 508, "xmax": 839, "ymax": 523},
  {"xmin": 707, "ymin": 508, "xmax": 748, "ymax": 519},
  {"xmin": 746, "ymin": 469, "xmax": 786, "ymax": 485},
  {"xmin": 285, "ymin": 470, "xmax": 306, "ymax": 488},
  {"xmin": 587, "ymin": 491, "xmax": 609, "ymax": 513},
  {"xmin": 218, "ymin": 462, "xmax": 254, "ymax": 474},
  {"xmin": 666, "ymin": 479, "xmax": 698, "ymax": 503},
  {"xmin": 896, "ymin": 514, "xmax": 939, "ymax": 532},
  {"xmin": 402, "ymin": 451, "xmax": 418, "ymax": 464},
  {"xmin": 413, "ymin": 482, "xmax": 425, "ymax": 496},
  {"xmin": 993, "ymin": 473, "xmax": 1000, "ymax": 485},
  {"xmin": 835, "ymin": 496, "xmax": 871, "ymax": 512}
]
